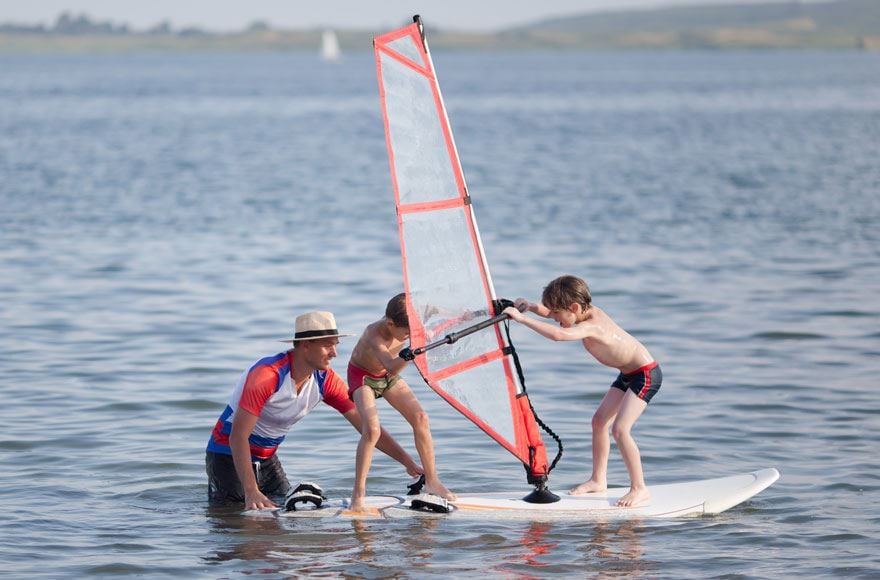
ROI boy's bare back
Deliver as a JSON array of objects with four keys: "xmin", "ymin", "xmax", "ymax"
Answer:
[
  {"xmin": 504, "ymin": 302, "xmax": 653, "ymax": 374},
  {"xmin": 576, "ymin": 306, "xmax": 654, "ymax": 373}
]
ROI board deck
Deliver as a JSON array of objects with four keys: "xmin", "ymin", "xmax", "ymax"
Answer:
[
  {"xmin": 245, "ymin": 468, "xmax": 779, "ymax": 520},
  {"xmin": 390, "ymin": 468, "xmax": 780, "ymax": 519}
]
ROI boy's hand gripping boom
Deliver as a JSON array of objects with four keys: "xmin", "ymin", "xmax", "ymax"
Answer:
[{"xmin": 400, "ymin": 302, "xmax": 527, "ymax": 360}]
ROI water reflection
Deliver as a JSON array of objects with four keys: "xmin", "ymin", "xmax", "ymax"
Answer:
[
  {"xmin": 518, "ymin": 522, "xmax": 557, "ymax": 568},
  {"xmin": 203, "ymin": 506, "xmax": 450, "ymax": 575},
  {"xmin": 578, "ymin": 518, "xmax": 655, "ymax": 575},
  {"xmin": 204, "ymin": 501, "xmax": 658, "ymax": 576},
  {"xmin": 203, "ymin": 507, "xmax": 289, "ymax": 574}
]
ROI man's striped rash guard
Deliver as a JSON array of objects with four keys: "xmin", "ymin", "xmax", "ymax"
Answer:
[{"xmin": 207, "ymin": 351, "xmax": 354, "ymax": 460}]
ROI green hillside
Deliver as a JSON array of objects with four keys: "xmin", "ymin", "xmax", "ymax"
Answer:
[{"xmin": 502, "ymin": 0, "xmax": 880, "ymax": 49}]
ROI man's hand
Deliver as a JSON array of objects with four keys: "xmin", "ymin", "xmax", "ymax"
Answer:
[
  {"xmin": 399, "ymin": 347, "xmax": 415, "ymax": 361},
  {"xmin": 244, "ymin": 489, "xmax": 277, "ymax": 511}
]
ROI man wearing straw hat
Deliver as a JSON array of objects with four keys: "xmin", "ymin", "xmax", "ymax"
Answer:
[{"xmin": 206, "ymin": 311, "xmax": 424, "ymax": 510}]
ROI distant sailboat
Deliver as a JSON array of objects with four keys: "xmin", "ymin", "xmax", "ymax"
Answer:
[{"xmin": 321, "ymin": 29, "xmax": 341, "ymax": 62}]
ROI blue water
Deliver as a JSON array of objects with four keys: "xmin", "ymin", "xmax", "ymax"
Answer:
[{"xmin": 1, "ymin": 49, "xmax": 879, "ymax": 577}]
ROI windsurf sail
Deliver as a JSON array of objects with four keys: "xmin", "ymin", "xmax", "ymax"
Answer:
[{"xmin": 374, "ymin": 16, "xmax": 557, "ymax": 488}]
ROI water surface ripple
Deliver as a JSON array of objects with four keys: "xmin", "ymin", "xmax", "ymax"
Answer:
[{"xmin": 1, "ymin": 50, "xmax": 878, "ymax": 577}]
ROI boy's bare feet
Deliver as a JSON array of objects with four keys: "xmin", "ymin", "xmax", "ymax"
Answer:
[
  {"xmin": 569, "ymin": 479, "xmax": 607, "ymax": 495},
  {"xmin": 616, "ymin": 486, "xmax": 650, "ymax": 507},
  {"xmin": 348, "ymin": 497, "xmax": 367, "ymax": 513},
  {"xmin": 425, "ymin": 480, "xmax": 457, "ymax": 501}
]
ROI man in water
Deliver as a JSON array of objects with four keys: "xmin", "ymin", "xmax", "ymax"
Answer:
[{"xmin": 206, "ymin": 311, "xmax": 423, "ymax": 510}]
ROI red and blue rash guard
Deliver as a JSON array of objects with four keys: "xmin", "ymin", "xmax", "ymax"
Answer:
[{"xmin": 207, "ymin": 352, "xmax": 354, "ymax": 460}]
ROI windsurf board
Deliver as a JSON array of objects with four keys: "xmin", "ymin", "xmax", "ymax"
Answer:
[{"xmin": 244, "ymin": 468, "xmax": 778, "ymax": 520}]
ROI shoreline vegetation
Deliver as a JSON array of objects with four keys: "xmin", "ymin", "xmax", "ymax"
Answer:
[{"xmin": 1, "ymin": 0, "xmax": 878, "ymax": 53}]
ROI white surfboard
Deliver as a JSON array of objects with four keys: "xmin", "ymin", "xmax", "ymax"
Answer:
[
  {"xmin": 245, "ymin": 468, "xmax": 778, "ymax": 520},
  {"xmin": 388, "ymin": 468, "xmax": 780, "ymax": 520}
]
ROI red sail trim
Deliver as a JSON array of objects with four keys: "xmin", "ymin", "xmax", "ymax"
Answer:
[
  {"xmin": 429, "ymin": 386, "xmax": 522, "ymax": 459},
  {"xmin": 375, "ymin": 30, "xmax": 424, "ymax": 349},
  {"xmin": 424, "ymin": 349, "xmax": 506, "ymax": 383},
  {"xmin": 398, "ymin": 198, "xmax": 465, "ymax": 214},
  {"xmin": 517, "ymin": 395, "xmax": 550, "ymax": 476},
  {"xmin": 375, "ymin": 43, "xmax": 433, "ymax": 79}
]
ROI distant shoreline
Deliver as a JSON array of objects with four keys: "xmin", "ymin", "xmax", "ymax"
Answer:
[
  {"xmin": 1, "ymin": 1, "xmax": 877, "ymax": 53},
  {"xmin": 1, "ymin": 30, "xmax": 878, "ymax": 54}
]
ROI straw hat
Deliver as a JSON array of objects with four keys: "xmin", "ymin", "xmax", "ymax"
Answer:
[{"xmin": 280, "ymin": 311, "xmax": 353, "ymax": 342}]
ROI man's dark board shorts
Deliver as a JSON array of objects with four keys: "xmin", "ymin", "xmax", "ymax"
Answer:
[{"xmin": 206, "ymin": 451, "xmax": 291, "ymax": 505}]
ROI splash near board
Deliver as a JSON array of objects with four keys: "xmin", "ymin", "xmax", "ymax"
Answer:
[{"xmin": 374, "ymin": 15, "xmax": 559, "ymax": 498}]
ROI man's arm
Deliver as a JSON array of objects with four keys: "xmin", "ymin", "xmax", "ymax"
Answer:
[
  {"xmin": 230, "ymin": 408, "xmax": 276, "ymax": 510},
  {"xmin": 342, "ymin": 408, "xmax": 423, "ymax": 477}
]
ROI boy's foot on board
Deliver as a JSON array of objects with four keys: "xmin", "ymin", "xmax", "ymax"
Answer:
[
  {"xmin": 425, "ymin": 480, "xmax": 457, "ymax": 501},
  {"xmin": 348, "ymin": 498, "xmax": 367, "ymax": 513},
  {"xmin": 569, "ymin": 479, "xmax": 607, "ymax": 495},
  {"xmin": 616, "ymin": 487, "xmax": 650, "ymax": 507}
]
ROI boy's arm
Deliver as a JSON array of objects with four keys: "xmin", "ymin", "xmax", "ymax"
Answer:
[
  {"xmin": 504, "ymin": 307, "xmax": 595, "ymax": 341},
  {"xmin": 514, "ymin": 298, "xmax": 552, "ymax": 319},
  {"xmin": 373, "ymin": 342, "xmax": 409, "ymax": 376}
]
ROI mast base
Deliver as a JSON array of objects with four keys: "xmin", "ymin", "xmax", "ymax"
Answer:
[{"xmin": 522, "ymin": 485, "xmax": 560, "ymax": 504}]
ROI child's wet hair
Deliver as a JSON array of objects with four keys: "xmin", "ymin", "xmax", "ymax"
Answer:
[
  {"xmin": 541, "ymin": 275, "xmax": 592, "ymax": 311},
  {"xmin": 386, "ymin": 293, "xmax": 409, "ymax": 328}
]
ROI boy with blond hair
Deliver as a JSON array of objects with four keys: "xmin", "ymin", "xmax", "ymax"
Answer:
[{"xmin": 504, "ymin": 275, "xmax": 662, "ymax": 507}]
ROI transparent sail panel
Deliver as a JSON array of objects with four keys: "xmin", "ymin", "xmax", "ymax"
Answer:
[
  {"xmin": 386, "ymin": 35, "xmax": 423, "ymax": 67},
  {"xmin": 380, "ymin": 52, "xmax": 458, "ymax": 205},
  {"xmin": 402, "ymin": 208, "xmax": 499, "ymax": 366},
  {"xmin": 437, "ymin": 359, "xmax": 516, "ymax": 445}
]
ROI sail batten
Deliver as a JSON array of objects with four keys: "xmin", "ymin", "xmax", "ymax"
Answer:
[{"xmin": 375, "ymin": 17, "xmax": 550, "ymax": 482}]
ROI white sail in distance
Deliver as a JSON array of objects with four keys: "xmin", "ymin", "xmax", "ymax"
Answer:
[{"xmin": 321, "ymin": 30, "xmax": 341, "ymax": 62}]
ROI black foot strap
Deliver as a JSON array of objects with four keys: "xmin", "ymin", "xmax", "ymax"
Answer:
[
  {"xmin": 407, "ymin": 474, "xmax": 426, "ymax": 495},
  {"xmin": 284, "ymin": 481, "xmax": 326, "ymax": 511},
  {"xmin": 409, "ymin": 493, "xmax": 451, "ymax": 514}
]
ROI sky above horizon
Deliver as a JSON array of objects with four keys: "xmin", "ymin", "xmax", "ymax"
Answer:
[{"xmin": 2, "ymin": 0, "xmax": 814, "ymax": 32}]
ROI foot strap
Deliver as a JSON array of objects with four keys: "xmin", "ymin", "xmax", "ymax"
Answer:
[
  {"xmin": 409, "ymin": 493, "xmax": 451, "ymax": 514},
  {"xmin": 407, "ymin": 474, "xmax": 426, "ymax": 495},
  {"xmin": 284, "ymin": 481, "xmax": 326, "ymax": 511}
]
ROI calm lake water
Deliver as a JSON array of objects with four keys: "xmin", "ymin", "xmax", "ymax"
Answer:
[{"xmin": 1, "ymin": 48, "xmax": 879, "ymax": 577}]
